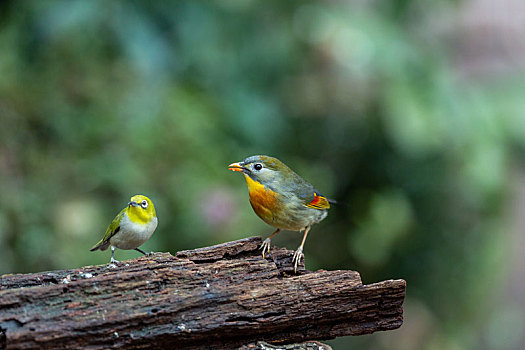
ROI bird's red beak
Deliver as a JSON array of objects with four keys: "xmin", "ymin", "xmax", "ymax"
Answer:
[{"xmin": 228, "ymin": 162, "xmax": 244, "ymax": 172}]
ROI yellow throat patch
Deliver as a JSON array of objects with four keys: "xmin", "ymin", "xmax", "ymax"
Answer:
[{"xmin": 127, "ymin": 206, "xmax": 152, "ymax": 225}]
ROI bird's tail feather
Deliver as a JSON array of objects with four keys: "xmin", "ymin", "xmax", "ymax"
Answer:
[
  {"xmin": 90, "ymin": 239, "xmax": 110, "ymax": 252},
  {"xmin": 328, "ymin": 198, "xmax": 348, "ymax": 206}
]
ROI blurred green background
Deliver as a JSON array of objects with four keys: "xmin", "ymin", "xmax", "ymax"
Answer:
[{"xmin": 1, "ymin": 1, "xmax": 525, "ymax": 349}]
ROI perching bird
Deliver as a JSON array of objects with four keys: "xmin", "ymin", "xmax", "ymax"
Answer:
[
  {"xmin": 90, "ymin": 195, "xmax": 158, "ymax": 263},
  {"xmin": 228, "ymin": 155, "xmax": 332, "ymax": 272}
]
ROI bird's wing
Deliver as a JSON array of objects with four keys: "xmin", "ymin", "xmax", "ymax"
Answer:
[
  {"xmin": 90, "ymin": 208, "xmax": 125, "ymax": 251},
  {"xmin": 281, "ymin": 171, "xmax": 331, "ymax": 210},
  {"xmin": 101, "ymin": 208, "xmax": 125, "ymax": 242},
  {"xmin": 304, "ymin": 191, "xmax": 331, "ymax": 210}
]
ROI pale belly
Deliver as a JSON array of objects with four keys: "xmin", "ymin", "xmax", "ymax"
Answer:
[{"xmin": 110, "ymin": 216, "xmax": 158, "ymax": 250}]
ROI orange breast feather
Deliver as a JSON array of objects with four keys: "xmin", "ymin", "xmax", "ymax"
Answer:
[{"xmin": 244, "ymin": 175, "xmax": 278, "ymax": 222}]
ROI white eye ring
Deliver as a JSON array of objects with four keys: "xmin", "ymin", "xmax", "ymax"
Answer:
[{"xmin": 141, "ymin": 200, "xmax": 148, "ymax": 208}]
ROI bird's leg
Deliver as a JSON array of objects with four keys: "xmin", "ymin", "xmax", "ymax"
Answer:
[
  {"xmin": 110, "ymin": 246, "xmax": 119, "ymax": 264},
  {"xmin": 260, "ymin": 228, "xmax": 281, "ymax": 259},
  {"xmin": 135, "ymin": 247, "xmax": 148, "ymax": 256},
  {"xmin": 292, "ymin": 226, "xmax": 311, "ymax": 273}
]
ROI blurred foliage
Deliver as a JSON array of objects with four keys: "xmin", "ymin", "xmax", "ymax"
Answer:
[{"xmin": 1, "ymin": 1, "xmax": 525, "ymax": 349}]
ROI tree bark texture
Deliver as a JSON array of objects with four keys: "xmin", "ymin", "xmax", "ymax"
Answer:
[{"xmin": 0, "ymin": 237, "xmax": 406, "ymax": 349}]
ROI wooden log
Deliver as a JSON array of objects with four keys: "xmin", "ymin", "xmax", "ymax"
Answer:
[{"xmin": 0, "ymin": 237, "xmax": 406, "ymax": 350}]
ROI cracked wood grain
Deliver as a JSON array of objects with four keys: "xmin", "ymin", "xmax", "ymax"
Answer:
[{"xmin": 0, "ymin": 236, "xmax": 406, "ymax": 349}]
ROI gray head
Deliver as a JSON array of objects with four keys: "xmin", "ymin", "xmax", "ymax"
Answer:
[{"xmin": 228, "ymin": 155, "xmax": 292, "ymax": 185}]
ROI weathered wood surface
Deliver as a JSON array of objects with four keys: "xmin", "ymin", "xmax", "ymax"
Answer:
[{"xmin": 0, "ymin": 237, "xmax": 406, "ymax": 350}]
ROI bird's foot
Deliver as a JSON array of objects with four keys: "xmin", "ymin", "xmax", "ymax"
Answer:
[
  {"xmin": 260, "ymin": 238, "xmax": 272, "ymax": 259},
  {"xmin": 110, "ymin": 257, "xmax": 120, "ymax": 264},
  {"xmin": 145, "ymin": 251, "xmax": 154, "ymax": 256},
  {"xmin": 292, "ymin": 247, "xmax": 304, "ymax": 273}
]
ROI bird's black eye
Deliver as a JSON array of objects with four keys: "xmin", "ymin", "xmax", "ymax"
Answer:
[
  {"xmin": 141, "ymin": 200, "xmax": 148, "ymax": 208},
  {"xmin": 254, "ymin": 163, "xmax": 263, "ymax": 171}
]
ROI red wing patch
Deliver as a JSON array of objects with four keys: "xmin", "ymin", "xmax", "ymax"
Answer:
[{"xmin": 305, "ymin": 192, "xmax": 330, "ymax": 210}]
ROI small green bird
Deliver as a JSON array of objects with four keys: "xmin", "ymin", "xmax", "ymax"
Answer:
[
  {"xmin": 228, "ymin": 155, "xmax": 333, "ymax": 272},
  {"xmin": 90, "ymin": 195, "xmax": 158, "ymax": 263}
]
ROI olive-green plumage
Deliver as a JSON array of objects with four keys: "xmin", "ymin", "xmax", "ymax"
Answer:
[{"xmin": 228, "ymin": 155, "xmax": 332, "ymax": 272}]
